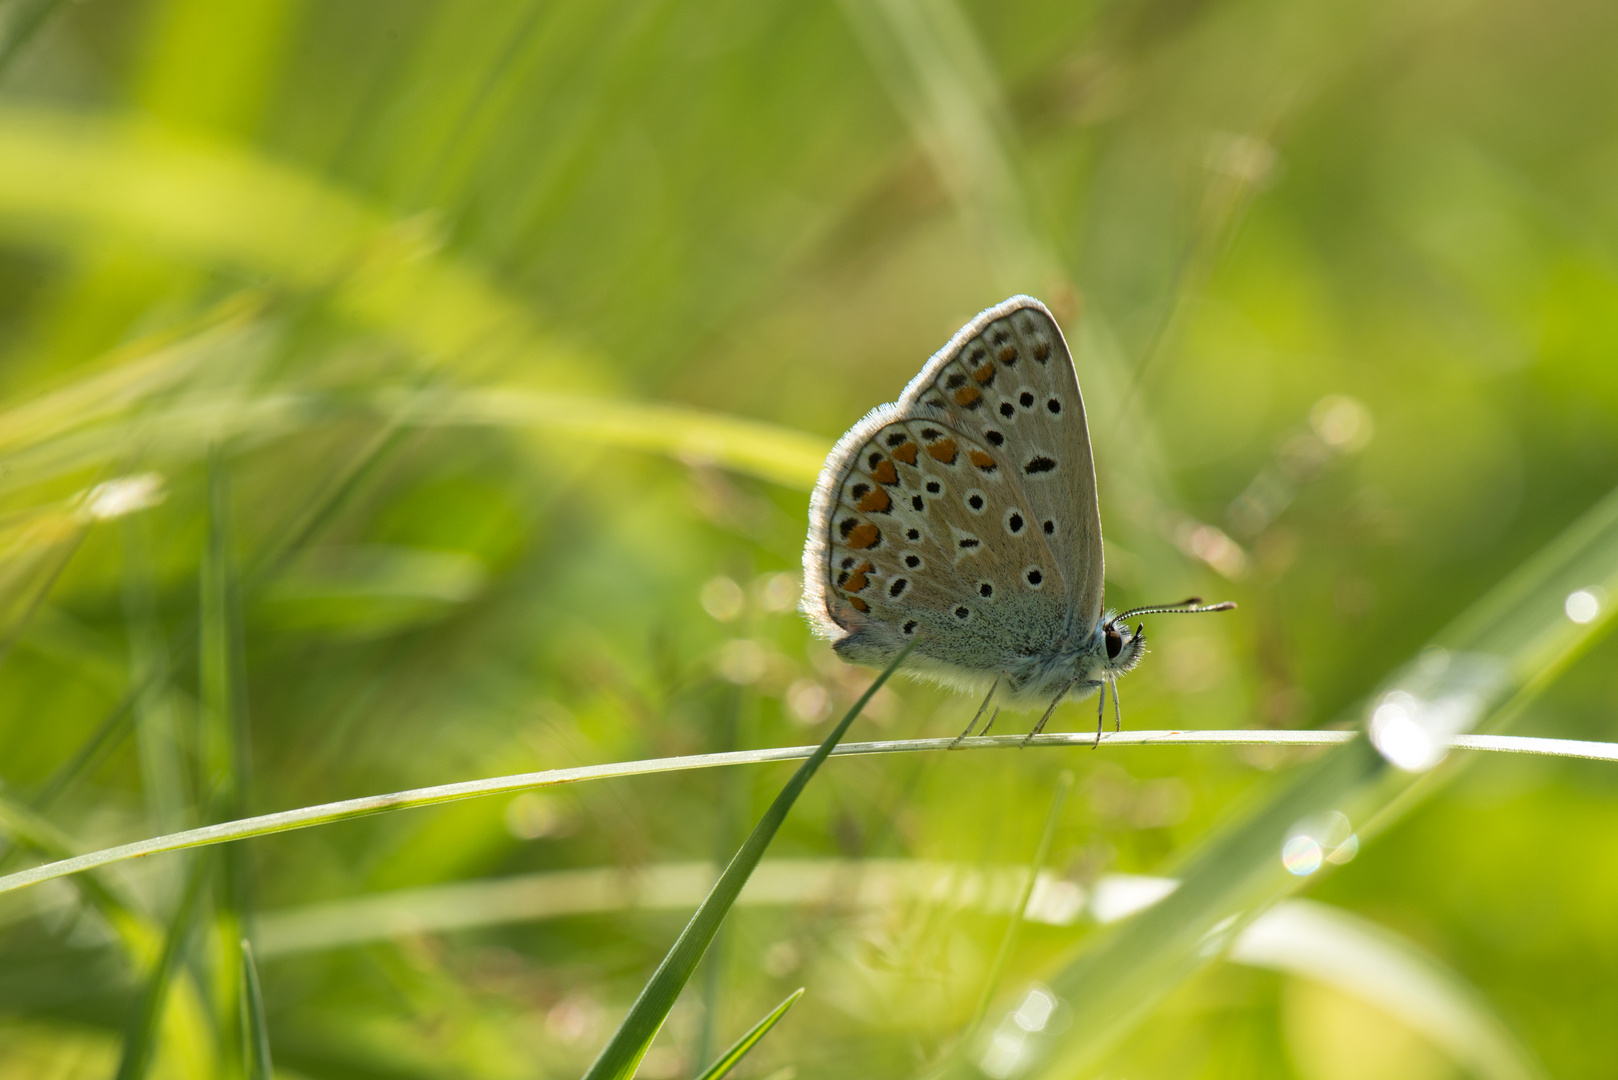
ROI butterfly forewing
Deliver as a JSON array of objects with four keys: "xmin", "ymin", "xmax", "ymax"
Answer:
[{"xmin": 804, "ymin": 297, "xmax": 1104, "ymax": 682}]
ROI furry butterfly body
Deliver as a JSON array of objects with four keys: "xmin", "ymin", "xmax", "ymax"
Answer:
[{"xmin": 801, "ymin": 296, "xmax": 1231, "ymax": 733}]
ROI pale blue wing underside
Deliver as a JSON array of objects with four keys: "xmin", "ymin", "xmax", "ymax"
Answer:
[{"xmin": 801, "ymin": 296, "xmax": 1104, "ymax": 688}]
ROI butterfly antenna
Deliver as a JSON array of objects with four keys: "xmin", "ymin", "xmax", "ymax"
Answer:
[
  {"xmin": 951, "ymin": 676, "xmax": 999, "ymax": 748},
  {"xmin": 1114, "ymin": 596, "xmax": 1237, "ymax": 622}
]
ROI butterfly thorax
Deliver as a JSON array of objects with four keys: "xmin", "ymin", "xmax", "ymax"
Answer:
[{"xmin": 992, "ymin": 615, "xmax": 1147, "ymax": 706}]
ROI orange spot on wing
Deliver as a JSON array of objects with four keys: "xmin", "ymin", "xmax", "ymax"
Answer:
[
  {"xmin": 953, "ymin": 386, "xmax": 982, "ymax": 408},
  {"xmin": 926, "ymin": 439, "xmax": 958, "ymax": 464},
  {"xmin": 848, "ymin": 596, "xmax": 869, "ymax": 613},
  {"xmin": 891, "ymin": 441, "xmax": 918, "ymax": 465},
  {"xmin": 1033, "ymin": 341, "xmax": 1050, "ymax": 360},
  {"xmin": 846, "ymin": 523, "xmax": 881, "ymax": 549},
  {"xmin": 871, "ymin": 460, "xmax": 899, "ymax": 485},
  {"xmin": 969, "ymin": 450, "xmax": 996, "ymax": 471},
  {"xmin": 844, "ymin": 570, "xmax": 869, "ymax": 592},
  {"xmin": 998, "ymin": 345, "xmax": 1017, "ymax": 363},
  {"xmin": 857, "ymin": 487, "xmax": 892, "ymax": 513},
  {"xmin": 973, "ymin": 362, "xmax": 996, "ymax": 384}
]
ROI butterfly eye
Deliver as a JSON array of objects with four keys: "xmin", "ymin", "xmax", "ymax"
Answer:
[{"xmin": 1105, "ymin": 627, "xmax": 1124, "ymax": 660}]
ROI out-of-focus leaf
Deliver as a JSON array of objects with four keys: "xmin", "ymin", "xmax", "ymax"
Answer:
[
  {"xmin": 0, "ymin": 0, "xmax": 64, "ymax": 76},
  {"xmin": 113, "ymin": 856, "xmax": 211, "ymax": 1080},
  {"xmin": 387, "ymin": 386, "xmax": 830, "ymax": 490},
  {"xmin": 0, "ymin": 106, "xmax": 594, "ymax": 385},
  {"xmin": 1230, "ymin": 900, "xmax": 1546, "ymax": 1080},
  {"xmin": 965, "ymin": 771, "xmax": 1073, "ymax": 1040},
  {"xmin": 0, "ymin": 501, "xmax": 86, "ymax": 657},
  {"xmin": 0, "ymin": 296, "xmax": 259, "ymax": 460},
  {"xmin": 255, "ymin": 544, "xmax": 488, "ymax": 636}
]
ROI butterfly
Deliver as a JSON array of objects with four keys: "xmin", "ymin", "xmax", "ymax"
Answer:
[{"xmin": 800, "ymin": 295, "xmax": 1234, "ymax": 745}]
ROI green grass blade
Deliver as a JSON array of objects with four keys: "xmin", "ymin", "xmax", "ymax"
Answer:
[
  {"xmin": 239, "ymin": 939, "xmax": 273, "ymax": 1080},
  {"xmin": 0, "ymin": 502, "xmax": 87, "ymax": 675},
  {"xmin": 201, "ymin": 445, "xmax": 252, "ymax": 1070},
  {"xmin": 963, "ymin": 771, "xmax": 1073, "ymax": 1041},
  {"xmin": 580, "ymin": 641, "xmax": 915, "ymax": 1080},
  {"xmin": 122, "ymin": 511, "xmax": 188, "ymax": 842},
  {"xmin": 115, "ymin": 855, "xmax": 210, "ymax": 1080},
  {"xmin": 954, "ymin": 482, "xmax": 1618, "ymax": 1080},
  {"xmin": 0, "ymin": 295, "xmax": 259, "ymax": 460},
  {"xmin": 1231, "ymin": 900, "xmax": 1547, "ymax": 1080},
  {"xmin": 695, "ymin": 687, "xmax": 747, "ymax": 1067},
  {"xmin": 199, "ymin": 445, "xmax": 246, "ymax": 817},
  {"xmin": 389, "ymin": 387, "xmax": 830, "ymax": 491},
  {"xmin": 692, "ymin": 988, "xmax": 804, "ymax": 1080}
]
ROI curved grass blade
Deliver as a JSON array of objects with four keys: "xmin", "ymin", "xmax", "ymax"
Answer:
[
  {"xmin": 239, "ymin": 939, "xmax": 273, "ymax": 1080},
  {"xmin": 580, "ymin": 641, "xmax": 915, "ymax": 1080},
  {"xmin": 10, "ymin": 727, "xmax": 1618, "ymax": 901},
  {"xmin": 950, "ymin": 483, "xmax": 1618, "ymax": 1080},
  {"xmin": 384, "ymin": 386, "xmax": 829, "ymax": 491},
  {"xmin": 0, "ymin": 105, "xmax": 587, "ymax": 386},
  {"xmin": 693, "ymin": 988, "xmax": 804, "ymax": 1080}
]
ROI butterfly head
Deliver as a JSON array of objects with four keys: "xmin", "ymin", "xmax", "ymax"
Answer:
[
  {"xmin": 1098, "ymin": 617, "xmax": 1147, "ymax": 676},
  {"xmin": 1100, "ymin": 597, "xmax": 1239, "ymax": 677}
]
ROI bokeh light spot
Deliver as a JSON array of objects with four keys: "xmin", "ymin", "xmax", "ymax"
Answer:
[
  {"xmin": 1565, "ymin": 589, "xmax": 1601, "ymax": 624},
  {"xmin": 716, "ymin": 639, "xmax": 767, "ymax": 683},
  {"xmin": 785, "ymin": 678, "xmax": 831, "ymax": 724},
  {"xmin": 1370, "ymin": 694, "xmax": 1441, "ymax": 771},
  {"xmin": 1282, "ymin": 834, "xmax": 1323, "ymax": 875},
  {"xmin": 700, "ymin": 575, "xmax": 745, "ymax": 621}
]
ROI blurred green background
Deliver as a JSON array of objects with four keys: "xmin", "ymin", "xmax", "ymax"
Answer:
[{"xmin": 0, "ymin": 0, "xmax": 1616, "ymax": 1077}]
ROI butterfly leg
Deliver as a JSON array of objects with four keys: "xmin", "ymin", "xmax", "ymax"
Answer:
[
  {"xmin": 1023, "ymin": 677, "xmax": 1080, "ymax": 746},
  {"xmin": 1111, "ymin": 676, "xmax": 1124, "ymax": 734},
  {"xmin": 950, "ymin": 676, "xmax": 1000, "ymax": 748},
  {"xmin": 1093, "ymin": 679, "xmax": 1107, "ymax": 749}
]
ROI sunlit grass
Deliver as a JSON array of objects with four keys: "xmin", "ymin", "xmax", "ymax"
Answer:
[{"xmin": 1, "ymin": 0, "xmax": 1616, "ymax": 1077}]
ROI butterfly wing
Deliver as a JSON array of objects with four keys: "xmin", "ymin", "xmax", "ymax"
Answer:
[{"xmin": 802, "ymin": 296, "xmax": 1104, "ymax": 690}]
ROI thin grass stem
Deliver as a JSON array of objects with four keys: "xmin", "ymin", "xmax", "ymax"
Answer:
[{"xmin": 3, "ymin": 728, "xmax": 1616, "ymax": 899}]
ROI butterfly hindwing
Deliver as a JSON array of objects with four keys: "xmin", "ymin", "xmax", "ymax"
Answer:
[{"xmin": 803, "ymin": 297, "xmax": 1103, "ymax": 689}]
